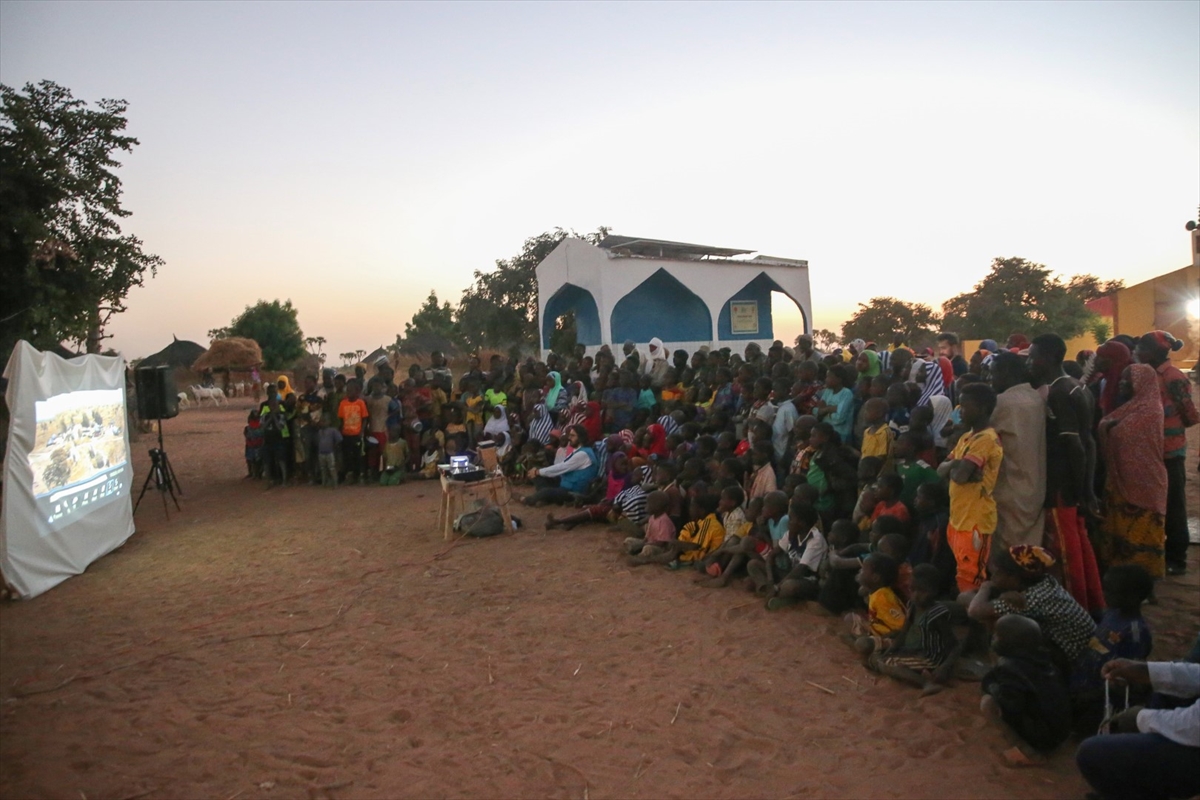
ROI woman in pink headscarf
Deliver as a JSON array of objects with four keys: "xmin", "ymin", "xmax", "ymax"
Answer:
[{"xmin": 1097, "ymin": 363, "xmax": 1167, "ymax": 577}]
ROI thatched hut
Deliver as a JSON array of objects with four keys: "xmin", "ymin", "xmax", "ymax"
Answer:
[
  {"xmin": 192, "ymin": 338, "xmax": 264, "ymax": 398},
  {"xmin": 140, "ymin": 336, "xmax": 208, "ymax": 391}
]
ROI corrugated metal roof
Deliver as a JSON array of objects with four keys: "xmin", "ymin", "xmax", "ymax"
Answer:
[{"xmin": 597, "ymin": 235, "xmax": 753, "ymax": 260}]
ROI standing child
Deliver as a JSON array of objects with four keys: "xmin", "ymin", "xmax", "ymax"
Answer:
[
  {"xmin": 907, "ymin": 481, "xmax": 957, "ymax": 597},
  {"xmin": 244, "ymin": 410, "xmax": 263, "ymax": 478},
  {"xmin": 316, "ymin": 418, "xmax": 343, "ymax": 488},
  {"xmin": 868, "ymin": 563, "xmax": 960, "ymax": 694},
  {"xmin": 338, "ymin": 378, "xmax": 370, "ymax": 485},
  {"xmin": 379, "ymin": 423, "xmax": 408, "ymax": 486},
  {"xmin": 938, "ymin": 383, "xmax": 1003, "ymax": 593},
  {"xmin": 461, "ymin": 377, "xmax": 485, "ymax": 445}
]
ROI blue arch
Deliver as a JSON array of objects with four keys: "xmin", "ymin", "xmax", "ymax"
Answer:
[
  {"xmin": 611, "ymin": 269, "xmax": 712, "ymax": 343},
  {"xmin": 717, "ymin": 272, "xmax": 807, "ymax": 340},
  {"xmin": 542, "ymin": 283, "xmax": 602, "ymax": 348}
]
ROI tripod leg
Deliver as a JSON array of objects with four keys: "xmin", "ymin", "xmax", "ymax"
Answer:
[
  {"xmin": 160, "ymin": 469, "xmax": 171, "ymax": 517},
  {"xmin": 134, "ymin": 468, "xmax": 156, "ymax": 514},
  {"xmin": 161, "ymin": 453, "xmax": 182, "ymax": 510}
]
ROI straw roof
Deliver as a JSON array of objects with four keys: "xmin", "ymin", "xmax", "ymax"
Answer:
[
  {"xmin": 140, "ymin": 336, "xmax": 207, "ymax": 369},
  {"xmin": 192, "ymin": 337, "xmax": 263, "ymax": 370}
]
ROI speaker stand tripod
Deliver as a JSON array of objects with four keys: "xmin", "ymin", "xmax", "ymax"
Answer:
[{"xmin": 134, "ymin": 419, "xmax": 183, "ymax": 517}]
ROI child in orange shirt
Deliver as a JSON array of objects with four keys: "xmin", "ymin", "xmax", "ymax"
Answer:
[{"xmin": 338, "ymin": 378, "xmax": 370, "ymax": 485}]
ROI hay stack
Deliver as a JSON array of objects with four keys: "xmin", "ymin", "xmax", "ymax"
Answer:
[{"xmin": 192, "ymin": 337, "xmax": 263, "ymax": 370}]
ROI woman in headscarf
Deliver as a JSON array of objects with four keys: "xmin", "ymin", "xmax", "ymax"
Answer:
[
  {"xmin": 544, "ymin": 371, "xmax": 565, "ymax": 416},
  {"xmin": 644, "ymin": 423, "xmax": 670, "ymax": 459},
  {"xmin": 929, "ymin": 394, "xmax": 954, "ymax": 451},
  {"xmin": 1134, "ymin": 329, "xmax": 1197, "ymax": 576},
  {"xmin": 274, "ymin": 375, "xmax": 296, "ymax": 401},
  {"xmin": 1097, "ymin": 364, "xmax": 1167, "ymax": 577},
  {"xmin": 482, "ymin": 404, "xmax": 512, "ymax": 457},
  {"xmin": 1090, "ymin": 340, "xmax": 1132, "ymax": 417}
]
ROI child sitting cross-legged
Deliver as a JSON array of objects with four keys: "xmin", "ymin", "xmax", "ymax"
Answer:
[
  {"xmin": 844, "ymin": 553, "xmax": 907, "ymax": 659},
  {"xmin": 751, "ymin": 503, "xmax": 828, "ymax": 610},
  {"xmin": 628, "ymin": 487, "xmax": 724, "ymax": 569},
  {"xmin": 866, "ymin": 563, "xmax": 961, "ymax": 695},
  {"xmin": 697, "ymin": 490, "xmax": 784, "ymax": 588},
  {"xmin": 623, "ymin": 490, "xmax": 677, "ymax": 556},
  {"xmin": 694, "ymin": 494, "xmax": 762, "ymax": 586}
]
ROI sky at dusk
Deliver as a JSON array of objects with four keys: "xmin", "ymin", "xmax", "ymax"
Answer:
[{"xmin": 2, "ymin": 0, "xmax": 1197, "ymax": 360}]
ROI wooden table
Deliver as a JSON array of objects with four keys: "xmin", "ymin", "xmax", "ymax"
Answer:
[{"xmin": 436, "ymin": 471, "xmax": 514, "ymax": 540}]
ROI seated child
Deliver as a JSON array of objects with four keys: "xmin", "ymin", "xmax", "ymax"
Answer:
[
  {"xmin": 967, "ymin": 545, "xmax": 1097, "ymax": 678},
  {"xmin": 885, "ymin": 383, "xmax": 911, "ymax": 437},
  {"xmin": 698, "ymin": 491, "xmax": 785, "ymax": 587},
  {"xmin": 867, "ymin": 563, "xmax": 961, "ymax": 695},
  {"xmin": 744, "ymin": 440, "xmax": 778, "ymax": 500},
  {"xmin": 379, "ymin": 423, "xmax": 408, "ymax": 485},
  {"xmin": 980, "ymin": 614, "xmax": 1072, "ymax": 756},
  {"xmin": 876, "ymin": 533, "xmax": 913, "ymax": 601},
  {"xmin": 417, "ymin": 431, "xmax": 445, "ymax": 479},
  {"xmin": 628, "ymin": 489, "xmax": 725, "ymax": 569},
  {"xmin": 870, "ymin": 473, "xmax": 911, "ymax": 529},
  {"xmin": 789, "ymin": 416, "xmax": 818, "ymax": 478},
  {"xmin": 695, "ymin": 494, "xmax": 763, "ymax": 586},
  {"xmin": 907, "ymin": 481, "xmax": 956, "ymax": 598},
  {"xmin": 512, "ymin": 440, "xmax": 548, "ymax": 484},
  {"xmin": 624, "ymin": 490, "xmax": 677, "ymax": 556},
  {"xmin": 818, "ymin": 519, "xmax": 870, "ymax": 614},
  {"xmin": 860, "ymin": 397, "xmax": 893, "ymax": 469},
  {"xmin": 851, "ymin": 456, "xmax": 884, "ymax": 534},
  {"xmin": 1070, "ymin": 564, "xmax": 1155, "ymax": 732},
  {"xmin": 844, "ymin": 553, "xmax": 907, "ymax": 656},
  {"xmin": 750, "ymin": 503, "xmax": 827, "ymax": 609},
  {"xmin": 893, "ymin": 432, "xmax": 941, "ymax": 510},
  {"xmin": 907, "ymin": 406, "xmax": 939, "ymax": 467}
]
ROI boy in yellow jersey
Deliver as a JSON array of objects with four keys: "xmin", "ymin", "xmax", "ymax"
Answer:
[{"xmin": 938, "ymin": 383, "xmax": 1003, "ymax": 593}]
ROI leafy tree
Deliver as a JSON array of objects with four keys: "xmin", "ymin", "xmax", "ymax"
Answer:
[
  {"xmin": 338, "ymin": 350, "xmax": 366, "ymax": 367},
  {"xmin": 940, "ymin": 257, "xmax": 1097, "ymax": 340},
  {"xmin": 840, "ymin": 297, "xmax": 940, "ymax": 348},
  {"xmin": 1066, "ymin": 274, "xmax": 1125, "ymax": 303},
  {"xmin": 810, "ymin": 328, "xmax": 841, "ymax": 350},
  {"xmin": 456, "ymin": 226, "xmax": 608, "ymax": 350},
  {"xmin": 1, "ymin": 80, "xmax": 163, "ymax": 354},
  {"xmin": 210, "ymin": 299, "xmax": 305, "ymax": 369},
  {"xmin": 394, "ymin": 290, "xmax": 460, "ymax": 354}
]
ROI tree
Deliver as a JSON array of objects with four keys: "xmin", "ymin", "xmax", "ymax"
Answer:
[
  {"xmin": 810, "ymin": 328, "xmax": 841, "ymax": 350},
  {"xmin": 548, "ymin": 309, "xmax": 577, "ymax": 356},
  {"xmin": 1, "ymin": 81, "xmax": 163, "ymax": 355},
  {"xmin": 1066, "ymin": 274, "xmax": 1125, "ymax": 303},
  {"xmin": 393, "ymin": 290, "xmax": 460, "ymax": 354},
  {"xmin": 456, "ymin": 226, "xmax": 608, "ymax": 350},
  {"xmin": 940, "ymin": 257, "xmax": 1098, "ymax": 340},
  {"xmin": 339, "ymin": 350, "xmax": 365, "ymax": 367},
  {"xmin": 210, "ymin": 299, "xmax": 306, "ymax": 369},
  {"xmin": 840, "ymin": 297, "xmax": 940, "ymax": 348},
  {"xmin": 304, "ymin": 336, "xmax": 327, "ymax": 364}
]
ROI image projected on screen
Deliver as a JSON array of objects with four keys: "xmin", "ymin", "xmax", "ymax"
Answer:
[{"xmin": 28, "ymin": 389, "xmax": 130, "ymax": 527}]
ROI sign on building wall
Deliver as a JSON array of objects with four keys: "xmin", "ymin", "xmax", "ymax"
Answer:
[{"xmin": 729, "ymin": 300, "xmax": 759, "ymax": 334}]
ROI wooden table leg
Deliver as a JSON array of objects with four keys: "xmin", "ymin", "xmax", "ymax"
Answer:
[{"xmin": 490, "ymin": 481, "xmax": 513, "ymax": 534}]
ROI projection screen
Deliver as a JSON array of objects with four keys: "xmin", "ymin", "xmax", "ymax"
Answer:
[{"xmin": 2, "ymin": 341, "xmax": 136, "ymax": 598}]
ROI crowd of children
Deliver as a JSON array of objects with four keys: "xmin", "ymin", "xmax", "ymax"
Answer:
[{"xmin": 241, "ymin": 332, "xmax": 1198, "ymax": 792}]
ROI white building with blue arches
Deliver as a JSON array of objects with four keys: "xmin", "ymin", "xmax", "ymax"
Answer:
[{"xmin": 536, "ymin": 235, "xmax": 811, "ymax": 357}]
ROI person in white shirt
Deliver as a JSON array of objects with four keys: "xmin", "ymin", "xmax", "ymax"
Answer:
[{"xmin": 1075, "ymin": 657, "xmax": 1199, "ymax": 800}]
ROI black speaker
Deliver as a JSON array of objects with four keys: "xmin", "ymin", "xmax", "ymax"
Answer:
[{"xmin": 135, "ymin": 365, "xmax": 179, "ymax": 420}]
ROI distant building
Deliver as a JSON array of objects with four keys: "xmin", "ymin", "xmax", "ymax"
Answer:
[{"xmin": 535, "ymin": 235, "xmax": 811, "ymax": 357}]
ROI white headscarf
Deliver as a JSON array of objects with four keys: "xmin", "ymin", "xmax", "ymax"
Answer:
[
  {"xmin": 484, "ymin": 405, "xmax": 511, "ymax": 457},
  {"xmin": 930, "ymin": 395, "xmax": 954, "ymax": 448}
]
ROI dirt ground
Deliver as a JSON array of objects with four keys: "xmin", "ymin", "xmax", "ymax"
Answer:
[{"xmin": 1, "ymin": 399, "xmax": 1197, "ymax": 800}]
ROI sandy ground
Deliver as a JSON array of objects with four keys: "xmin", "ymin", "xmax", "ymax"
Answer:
[{"xmin": 1, "ymin": 399, "xmax": 1197, "ymax": 800}]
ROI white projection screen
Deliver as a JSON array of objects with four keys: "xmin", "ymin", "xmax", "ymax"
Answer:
[{"xmin": 2, "ymin": 341, "xmax": 136, "ymax": 598}]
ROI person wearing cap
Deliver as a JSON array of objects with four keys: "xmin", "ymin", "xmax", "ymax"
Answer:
[{"xmin": 1135, "ymin": 331, "xmax": 1199, "ymax": 576}]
